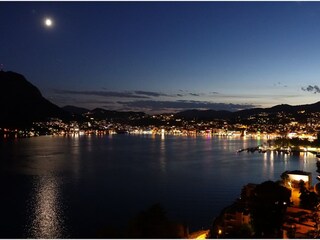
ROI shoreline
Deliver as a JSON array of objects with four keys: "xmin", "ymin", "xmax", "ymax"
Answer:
[{"xmin": 237, "ymin": 145, "xmax": 320, "ymax": 156}]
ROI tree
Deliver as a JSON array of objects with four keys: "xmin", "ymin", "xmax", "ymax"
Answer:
[
  {"xmin": 300, "ymin": 190, "xmax": 320, "ymax": 210},
  {"xmin": 125, "ymin": 203, "xmax": 187, "ymax": 238},
  {"xmin": 97, "ymin": 204, "xmax": 187, "ymax": 239},
  {"xmin": 280, "ymin": 171, "xmax": 290, "ymax": 187},
  {"xmin": 298, "ymin": 180, "xmax": 307, "ymax": 194},
  {"xmin": 250, "ymin": 181, "xmax": 291, "ymax": 238}
]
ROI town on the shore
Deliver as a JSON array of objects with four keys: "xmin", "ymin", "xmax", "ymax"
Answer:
[{"xmin": 2, "ymin": 104, "xmax": 320, "ymax": 141}]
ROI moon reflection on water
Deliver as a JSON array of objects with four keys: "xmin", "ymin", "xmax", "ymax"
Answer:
[{"xmin": 26, "ymin": 176, "xmax": 67, "ymax": 238}]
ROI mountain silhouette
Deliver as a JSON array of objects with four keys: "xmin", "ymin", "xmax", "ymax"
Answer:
[
  {"xmin": 2, "ymin": 70, "xmax": 320, "ymax": 128},
  {"xmin": 62, "ymin": 105, "xmax": 90, "ymax": 115},
  {"xmin": 88, "ymin": 108, "xmax": 146, "ymax": 121},
  {"xmin": 174, "ymin": 109, "xmax": 233, "ymax": 120},
  {"xmin": 0, "ymin": 71, "xmax": 68, "ymax": 127},
  {"xmin": 174, "ymin": 102, "xmax": 320, "ymax": 121}
]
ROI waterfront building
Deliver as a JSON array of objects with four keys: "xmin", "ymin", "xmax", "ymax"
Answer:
[{"xmin": 286, "ymin": 170, "xmax": 312, "ymax": 189}]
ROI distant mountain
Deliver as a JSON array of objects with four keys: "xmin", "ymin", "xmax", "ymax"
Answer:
[
  {"xmin": 62, "ymin": 105, "xmax": 90, "ymax": 115},
  {"xmin": 233, "ymin": 104, "xmax": 295, "ymax": 118},
  {"xmin": 296, "ymin": 101, "xmax": 320, "ymax": 112},
  {"xmin": 233, "ymin": 102, "xmax": 320, "ymax": 119},
  {"xmin": 175, "ymin": 102, "xmax": 320, "ymax": 121},
  {"xmin": 3, "ymin": 70, "xmax": 320, "ymax": 128},
  {"xmin": 87, "ymin": 108, "xmax": 146, "ymax": 121},
  {"xmin": 174, "ymin": 109, "xmax": 233, "ymax": 120},
  {"xmin": 0, "ymin": 71, "xmax": 69, "ymax": 127}
]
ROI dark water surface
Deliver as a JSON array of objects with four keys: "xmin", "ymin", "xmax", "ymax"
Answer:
[{"xmin": 0, "ymin": 134, "xmax": 318, "ymax": 238}]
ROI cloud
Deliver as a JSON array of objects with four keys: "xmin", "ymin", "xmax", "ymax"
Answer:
[
  {"xmin": 134, "ymin": 90, "xmax": 169, "ymax": 97},
  {"xmin": 175, "ymin": 91, "xmax": 204, "ymax": 97},
  {"xmin": 54, "ymin": 89, "xmax": 149, "ymax": 99},
  {"xmin": 273, "ymin": 82, "xmax": 288, "ymax": 88},
  {"xmin": 53, "ymin": 89, "xmax": 259, "ymax": 112},
  {"xmin": 117, "ymin": 100, "xmax": 256, "ymax": 112},
  {"xmin": 189, "ymin": 93, "xmax": 200, "ymax": 96},
  {"xmin": 301, "ymin": 85, "xmax": 320, "ymax": 94},
  {"xmin": 73, "ymin": 99, "xmax": 114, "ymax": 104},
  {"xmin": 54, "ymin": 89, "xmax": 176, "ymax": 99}
]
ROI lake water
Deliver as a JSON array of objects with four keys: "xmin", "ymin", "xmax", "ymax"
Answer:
[{"xmin": 0, "ymin": 134, "xmax": 319, "ymax": 238}]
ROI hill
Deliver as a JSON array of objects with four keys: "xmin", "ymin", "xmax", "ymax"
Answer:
[
  {"xmin": 3, "ymin": 70, "xmax": 320, "ymax": 128},
  {"xmin": 62, "ymin": 105, "xmax": 90, "ymax": 115},
  {"xmin": 86, "ymin": 108, "xmax": 146, "ymax": 121},
  {"xmin": 174, "ymin": 109, "xmax": 233, "ymax": 120},
  {"xmin": 0, "ymin": 71, "xmax": 68, "ymax": 127},
  {"xmin": 174, "ymin": 102, "xmax": 320, "ymax": 122}
]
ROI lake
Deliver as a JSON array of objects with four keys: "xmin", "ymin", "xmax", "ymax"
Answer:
[{"xmin": 0, "ymin": 134, "xmax": 318, "ymax": 238}]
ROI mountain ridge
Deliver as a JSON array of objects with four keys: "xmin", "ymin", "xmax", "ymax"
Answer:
[
  {"xmin": 2, "ymin": 70, "xmax": 320, "ymax": 127},
  {"xmin": 0, "ymin": 71, "xmax": 69, "ymax": 127},
  {"xmin": 174, "ymin": 102, "xmax": 320, "ymax": 121}
]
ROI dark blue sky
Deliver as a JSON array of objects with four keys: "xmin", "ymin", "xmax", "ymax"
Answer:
[{"xmin": 2, "ymin": 1, "xmax": 320, "ymax": 113}]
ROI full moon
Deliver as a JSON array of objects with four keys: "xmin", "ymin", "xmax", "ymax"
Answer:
[{"xmin": 44, "ymin": 18, "xmax": 53, "ymax": 27}]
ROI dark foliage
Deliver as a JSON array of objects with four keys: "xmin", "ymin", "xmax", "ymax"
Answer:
[
  {"xmin": 250, "ymin": 181, "xmax": 291, "ymax": 238},
  {"xmin": 125, "ymin": 203, "xmax": 186, "ymax": 238},
  {"xmin": 300, "ymin": 190, "xmax": 320, "ymax": 210},
  {"xmin": 97, "ymin": 204, "xmax": 187, "ymax": 239}
]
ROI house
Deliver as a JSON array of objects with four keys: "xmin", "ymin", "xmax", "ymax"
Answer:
[{"xmin": 286, "ymin": 170, "xmax": 312, "ymax": 189}]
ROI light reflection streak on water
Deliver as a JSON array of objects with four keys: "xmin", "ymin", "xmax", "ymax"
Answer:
[
  {"xmin": 269, "ymin": 151, "xmax": 274, "ymax": 178},
  {"xmin": 70, "ymin": 135, "xmax": 80, "ymax": 180},
  {"xmin": 283, "ymin": 153, "xmax": 288, "ymax": 168},
  {"xmin": 302, "ymin": 152, "xmax": 308, "ymax": 171},
  {"xmin": 298, "ymin": 151, "xmax": 307, "ymax": 171},
  {"xmin": 256, "ymin": 138, "xmax": 261, "ymax": 147},
  {"xmin": 27, "ymin": 176, "xmax": 66, "ymax": 238},
  {"xmin": 263, "ymin": 151, "xmax": 268, "ymax": 178},
  {"xmin": 264, "ymin": 150, "xmax": 274, "ymax": 180},
  {"xmin": 159, "ymin": 134, "xmax": 166, "ymax": 172},
  {"xmin": 222, "ymin": 138, "xmax": 227, "ymax": 151},
  {"xmin": 86, "ymin": 134, "xmax": 92, "ymax": 152},
  {"xmin": 161, "ymin": 133, "xmax": 165, "ymax": 141}
]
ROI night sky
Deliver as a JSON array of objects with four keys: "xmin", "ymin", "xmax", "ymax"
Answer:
[{"xmin": 2, "ymin": 1, "xmax": 320, "ymax": 113}]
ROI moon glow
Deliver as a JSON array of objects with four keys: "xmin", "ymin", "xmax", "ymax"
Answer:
[{"xmin": 44, "ymin": 18, "xmax": 53, "ymax": 27}]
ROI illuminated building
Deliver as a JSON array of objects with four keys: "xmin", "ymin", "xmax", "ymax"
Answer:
[{"xmin": 286, "ymin": 170, "xmax": 312, "ymax": 189}]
